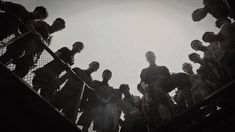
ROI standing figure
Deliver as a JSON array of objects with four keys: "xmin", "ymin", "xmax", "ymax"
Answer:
[{"xmin": 140, "ymin": 51, "xmax": 173, "ymax": 128}]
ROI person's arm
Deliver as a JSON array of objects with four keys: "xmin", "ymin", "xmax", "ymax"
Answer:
[
  {"xmin": 54, "ymin": 73, "xmax": 69, "ymax": 87},
  {"xmin": 161, "ymin": 66, "xmax": 171, "ymax": 79},
  {"xmin": 140, "ymin": 69, "xmax": 148, "ymax": 88}
]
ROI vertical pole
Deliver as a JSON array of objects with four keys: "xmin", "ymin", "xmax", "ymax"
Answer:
[{"xmin": 77, "ymin": 83, "xmax": 86, "ymax": 112}]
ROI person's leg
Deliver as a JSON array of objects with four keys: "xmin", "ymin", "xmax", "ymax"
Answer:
[{"xmin": 61, "ymin": 94, "xmax": 79, "ymax": 122}]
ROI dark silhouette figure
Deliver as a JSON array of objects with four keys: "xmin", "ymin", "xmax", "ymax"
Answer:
[
  {"xmin": 119, "ymin": 84, "xmax": 148, "ymax": 132},
  {"xmin": 192, "ymin": 0, "xmax": 232, "ymax": 22},
  {"xmin": 189, "ymin": 53, "xmax": 222, "ymax": 90},
  {"xmin": 51, "ymin": 61, "xmax": 99, "ymax": 123},
  {"xmin": 78, "ymin": 69, "xmax": 117, "ymax": 132},
  {"xmin": 32, "ymin": 42, "xmax": 83, "ymax": 101},
  {"xmin": 202, "ymin": 23, "xmax": 235, "ymax": 80},
  {"xmin": 139, "ymin": 51, "xmax": 173, "ymax": 128},
  {"xmin": 0, "ymin": 1, "xmax": 48, "ymax": 41},
  {"xmin": 0, "ymin": 18, "xmax": 66, "ymax": 78}
]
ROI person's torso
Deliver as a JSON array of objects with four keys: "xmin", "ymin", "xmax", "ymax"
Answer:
[{"xmin": 141, "ymin": 65, "xmax": 170, "ymax": 85}]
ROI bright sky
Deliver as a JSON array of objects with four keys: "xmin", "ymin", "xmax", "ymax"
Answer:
[{"xmin": 9, "ymin": 0, "xmax": 218, "ymax": 96}]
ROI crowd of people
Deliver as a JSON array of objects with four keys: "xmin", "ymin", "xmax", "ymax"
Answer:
[{"xmin": 0, "ymin": 0, "xmax": 234, "ymax": 132}]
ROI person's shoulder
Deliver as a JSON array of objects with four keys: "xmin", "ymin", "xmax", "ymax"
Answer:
[
  {"xmin": 158, "ymin": 65, "xmax": 168, "ymax": 69},
  {"xmin": 35, "ymin": 20, "xmax": 50, "ymax": 27},
  {"xmin": 91, "ymin": 80, "xmax": 102, "ymax": 87},
  {"xmin": 112, "ymin": 89, "xmax": 122, "ymax": 97},
  {"xmin": 58, "ymin": 47, "xmax": 70, "ymax": 53},
  {"xmin": 59, "ymin": 47, "xmax": 69, "ymax": 51},
  {"xmin": 158, "ymin": 65, "xmax": 170, "ymax": 72},
  {"xmin": 72, "ymin": 67, "xmax": 82, "ymax": 72},
  {"xmin": 92, "ymin": 80, "xmax": 102, "ymax": 84},
  {"xmin": 141, "ymin": 67, "xmax": 149, "ymax": 72}
]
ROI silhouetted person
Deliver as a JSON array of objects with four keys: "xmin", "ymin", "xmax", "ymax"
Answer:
[
  {"xmin": 32, "ymin": 42, "xmax": 84, "ymax": 101},
  {"xmin": 0, "ymin": 18, "xmax": 66, "ymax": 78},
  {"xmin": 52, "ymin": 61, "xmax": 99, "ymax": 123},
  {"xmin": 189, "ymin": 53, "xmax": 222, "ymax": 90},
  {"xmin": 119, "ymin": 84, "xmax": 148, "ymax": 132},
  {"xmin": 192, "ymin": 0, "xmax": 232, "ymax": 22},
  {"xmin": 78, "ymin": 69, "xmax": 116, "ymax": 132},
  {"xmin": 0, "ymin": 1, "xmax": 48, "ymax": 40},
  {"xmin": 182, "ymin": 62, "xmax": 210, "ymax": 104},
  {"xmin": 191, "ymin": 39, "xmax": 221, "ymax": 61},
  {"xmin": 140, "ymin": 51, "xmax": 172, "ymax": 128},
  {"xmin": 202, "ymin": 23, "xmax": 235, "ymax": 80}
]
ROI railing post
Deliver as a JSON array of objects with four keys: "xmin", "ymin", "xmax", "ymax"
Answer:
[{"xmin": 77, "ymin": 83, "xmax": 86, "ymax": 112}]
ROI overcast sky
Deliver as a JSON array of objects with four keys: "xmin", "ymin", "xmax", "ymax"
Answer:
[{"xmin": 8, "ymin": 0, "xmax": 218, "ymax": 96}]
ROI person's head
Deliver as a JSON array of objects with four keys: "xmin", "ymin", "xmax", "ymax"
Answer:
[
  {"xmin": 192, "ymin": 8, "xmax": 208, "ymax": 22},
  {"xmin": 188, "ymin": 53, "xmax": 201, "ymax": 64},
  {"xmin": 88, "ymin": 61, "xmax": 100, "ymax": 73},
  {"xmin": 32, "ymin": 6, "xmax": 48, "ymax": 20},
  {"xmin": 191, "ymin": 40, "xmax": 204, "ymax": 51},
  {"xmin": 51, "ymin": 18, "xmax": 65, "ymax": 33},
  {"xmin": 182, "ymin": 62, "xmax": 193, "ymax": 74},
  {"xmin": 145, "ymin": 51, "xmax": 156, "ymax": 65},
  {"xmin": 72, "ymin": 41, "xmax": 84, "ymax": 53},
  {"xmin": 102, "ymin": 69, "xmax": 112, "ymax": 81},
  {"xmin": 202, "ymin": 31, "xmax": 216, "ymax": 43},
  {"xmin": 119, "ymin": 84, "xmax": 130, "ymax": 97},
  {"xmin": 215, "ymin": 18, "xmax": 231, "ymax": 28}
]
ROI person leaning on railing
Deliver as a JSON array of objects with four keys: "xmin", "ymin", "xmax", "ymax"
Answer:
[
  {"xmin": 0, "ymin": 18, "xmax": 66, "ymax": 78},
  {"xmin": 0, "ymin": 1, "xmax": 48, "ymax": 41},
  {"xmin": 32, "ymin": 42, "xmax": 84, "ymax": 102}
]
